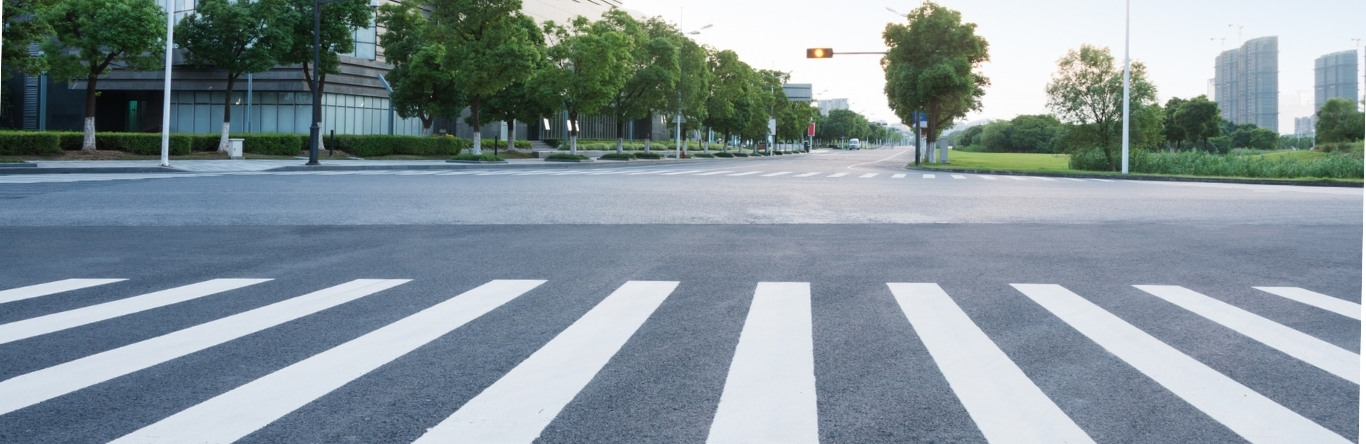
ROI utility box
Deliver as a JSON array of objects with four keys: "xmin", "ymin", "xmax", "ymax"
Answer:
[{"xmin": 227, "ymin": 138, "xmax": 245, "ymax": 159}]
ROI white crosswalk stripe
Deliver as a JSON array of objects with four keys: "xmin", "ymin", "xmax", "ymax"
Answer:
[
  {"xmin": 923, "ymin": 174, "xmax": 935, "ymax": 179},
  {"xmin": 0, "ymin": 279, "xmax": 127, "ymax": 305},
  {"xmin": 889, "ymin": 284, "xmax": 1094, "ymax": 444},
  {"xmin": 708, "ymin": 282, "xmax": 817, "ymax": 444},
  {"xmin": 695, "ymin": 171, "xmax": 734, "ymax": 176},
  {"xmin": 728, "ymin": 171, "xmax": 763, "ymax": 176},
  {"xmin": 1006, "ymin": 176, "xmax": 1028, "ymax": 181},
  {"xmin": 1253, "ymin": 287, "xmax": 1361, "ymax": 320},
  {"xmin": 827, "ymin": 173, "xmax": 849, "ymax": 178},
  {"xmin": 859, "ymin": 173, "xmax": 878, "ymax": 178},
  {"xmin": 762, "ymin": 172, "xmax": 793, "ymax": 177},
  {"xmin": 893, "ymin": 173, "xmax": 906, "ymax": 178},
  {"xmin": 1134, "ymin": 285, "xmax": 1358, "ymax": 383},
  {"xmin": 794, "ymin": 172, "xmax": 821, "ymax": 177},
  {"xmin": 0, "ymin": 279, "xmax": 270, "ymax": 345},
  {"xmin": 114, "ymin": 280, "xmax": 545, "ymax": 444},
  {"xmin": 416, "ymin": 281, "xmax": 678, "ymax": 443},
  {"xmin": 951, "ymin": 175, "xmax": 966, "ymax": 179},
  {"xmin": 980, "ymin": 175, "xmax": 997, "ymax": 180},
  {"xmin": 0, "ymin": 279, "xmax": 408, "ymax": 416},
  {"xmin": 1012, "ymin": 284, "xmax": 1350, "ymax": 444}
]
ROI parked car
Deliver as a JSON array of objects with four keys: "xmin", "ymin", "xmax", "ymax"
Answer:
[{"xmin": 848, "ymin": 139, "xmax": 861, "ymax": 150}]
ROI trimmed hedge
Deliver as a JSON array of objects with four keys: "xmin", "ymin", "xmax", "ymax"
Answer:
[
  {"xmin": 547, "ymin": 153, "xmax": 589, "ymax": 160},
  {"xmin": 0, "ymin": 132, "xmax": 62, "ymax": 155},
  {"xmin": 634, "ymin": 152, "xmax": 663, "ymax": 159},
  {"xmin": 599, "ymin": 153, "xmax": 634, "ymax": 160},
  {"xmin": 714, "ymin": 152, "xmax": 735, "ymax": 158},
  {"xmin": 331, "ymin": 135, "xmax": 467, "ymax": 157},
  {"xmin": 452, "ymin": 152, "xmax": 506, "ymax": 161},
  {"xmin": 98, "ymin": 133, "xmax": 192, "ymax": 155},
  {"xmin": 692, "ymin": 153, "xmax": 716, "ymax": 158},
  {"xmin": 733, "ymin": 152, "xmax": 750, "ymax": 157}
]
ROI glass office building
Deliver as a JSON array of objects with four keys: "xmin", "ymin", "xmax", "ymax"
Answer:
[
  {"xmin": 1314, "ymin": 50, "xmax": 1359, "ymax": 111},
  {"xmin": 1213, "ymin": 36, "xmax": 1279, "ymax": 131}
]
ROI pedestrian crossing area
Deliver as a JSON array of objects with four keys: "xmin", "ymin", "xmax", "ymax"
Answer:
[{"xmin": 0, "ymin": 277, "xmax": 1357, "ymax": 442}]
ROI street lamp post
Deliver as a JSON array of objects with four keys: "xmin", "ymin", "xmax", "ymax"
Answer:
[
  {"xmin": 308, "ymin": 0, "xmax": 349, "ymax": 166},
  {"xmin": 1121, "ymin": 0, "xmax": 1130, "ymax": 174},
  {"xmin": 160, "ymin": 0, "xmax": 175, "ymax": 167}
]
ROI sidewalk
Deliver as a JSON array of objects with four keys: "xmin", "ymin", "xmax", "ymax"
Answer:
[{"xmin": 0, "ymin": 153, "xmax": 799, "ymax": 175}]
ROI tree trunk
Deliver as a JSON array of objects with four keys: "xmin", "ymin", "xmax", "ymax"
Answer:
[
  {"xmin": 569, "ymin": 112, "xmax": 579, "ymax": 155},
  {"xmin": 704, "ymin": 128, "xmax": 710, "ymax": 152},
  {"xmin": 507, "ymin": 119, "xmax": 517, "ymax": 152},
  {"xmin": 470, "ymin": 95, "xmax": 482, "ymax": 155},
  {"xmin": 82, "ymin": 75, "xmax": 99, "ymax": 151},
  {"xmin": 420, "ymin": 115, "xmax": 433, "ymax": 136},
  {"xmin": 219, "ymin": 74, "xmax": 239, "ymax": 151}
]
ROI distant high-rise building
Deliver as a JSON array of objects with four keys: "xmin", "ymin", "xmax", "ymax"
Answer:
[
  {"xmin": 1294, "ymin": 116, "xmax": 1316, "ymax": 136},
  {"xmin": 1213, "ymin": 36, "xmax": 1279, "ymax": 130},
  {"xmin": 818, "ymin": 99, "xmax": 849, "ymax": 116},
  {"xmin": 1314, "ymin": 50, "xmax": 1359, "ymax": 111}
]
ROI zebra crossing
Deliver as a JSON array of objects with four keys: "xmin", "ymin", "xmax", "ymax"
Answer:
[{"xmin": 0, "ymin": 276, "xmax": 1357, "ymax": 442}]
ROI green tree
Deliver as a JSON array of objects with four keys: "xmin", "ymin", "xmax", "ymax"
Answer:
[
  {"xmin": 41, "ymin": 0, "xmax": 164, "ymax": 150},
  {"xmin": 1315, "ymin": 98, "xmax": 1365, "ymax": 144},
  {"xmin": 1175, "ymin": 96, "xmax": 1221, "ymax": 152},
  {"xmin": 953, "ymin": 124, "xmax": 984, "ymax": 148},
  {"xmin": 177, "ymin": 0, "xmax": 294, "ymax": 151},
  {"xmin": 376, "ymin": 0, "xmax": 465, "ymax": 136},
  {"xmin": 702, "ymin": 49, "xmax": 753, "ymax": 152},
  {"xmin": 535, "ymin": 15, "xmax": 631, "ymax": 154},
  {"xmin": 1129, "ymin": 103, "xmax": 1165, "ymax": 150},
  {"xmin": 1246, "ymin": 127, "xmax": 1278, "ymax": 150},
  {"xmin": 670, "ymin": 38, "xmax": 712, "ymax": 148},
  {"xmin": 1, "ymin": 0, "xmax": 53, "ymax": 120},
  {"xmin": 882, "ymin": 1, "xmax": 989, "ymax": 155},
  {"xmin": 1008, "ymin": 114, "xmax": 1062, "ymax": 153},
  {"xmin": 601, "ymin": 11, "xmax": 675, "ymax": 154},
  {"xmin": 275, "ymin": 0, "xmax": 370, "ymax": 148},
  {"xmin": 1045, "ymin": 44, "xmax": 1157, "ymax": 171},
  {"xmin": 481, "ymin": 16, "xmax": 554, "ymax": 152},
  {"xmin": 436, "ymin": 0, "xmax": 542, "ymax": 155},
  {"xmin": 979, "ymin": 120, "xmax": 1013, "ymax": 152},
  {"xmin": 1161, "ymin": 97, "xmax": 1187, "ymax": 151},
  {"xmin": 822, "ymin": 109, "xmax": 870, "ymax": 143}
]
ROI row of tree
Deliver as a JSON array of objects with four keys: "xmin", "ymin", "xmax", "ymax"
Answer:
[
  {"xmin": 1, "ymin": 0, "xmax": 372, "ymax": 151},
  {"xmin": 1, "ymin": 0, "xmax": 818, "ymax": 156},
  {"xmin": 378, "ymin": 1, "xmax": 812, "ymax": 155}
]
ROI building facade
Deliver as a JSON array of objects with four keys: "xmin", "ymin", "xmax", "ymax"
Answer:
[
  {"xmin": 1, "ymin": 0, "xmax": 673, "ymax": 142},
  {"xmin": 1213, "ymin": 36, "xmax": 1278, "ymax": 130},
  {"xmin": 818, "ymin": 98, "xmax": 848, "ymax": 116},
  {"xmin": 1314, "ymin": 50, "xmax": 1359, "ymax": 111}
]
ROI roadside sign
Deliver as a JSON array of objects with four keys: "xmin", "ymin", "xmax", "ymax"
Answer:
[
  {"xmin": 807, "ymin": 123, "xmax": 816, "ymax": 137},
  {"xmin": 768, "ymin": 118, "xmax": 776, "ymax": 135}
]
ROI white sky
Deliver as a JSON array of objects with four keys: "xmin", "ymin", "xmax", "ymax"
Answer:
[{"xmin": 627, "ymin": 0, "xmax": 1365, "ymax": 134}]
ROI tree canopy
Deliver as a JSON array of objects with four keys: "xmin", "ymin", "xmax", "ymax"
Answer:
[
  {"xmin": 1173, "ymin": 95, "xmax": 1221, "ymax": 151},
  {"xmin": 436, "ymin": 0, "xmax": 542, "ymax": 154},
  {"xmin": 1315, "ymin": 98, "xmax": 1365, "ymax": 144},
  {"xmin": 882, "ymin": 1, "xmax": 989, "ymax": 144},
  {"xmin": 535, "ymin": 14, "xmax": 631, "ymax": 154},
  {"xmin": 376, "ymin": 0, "xmax": 465, "ymax": 136}
]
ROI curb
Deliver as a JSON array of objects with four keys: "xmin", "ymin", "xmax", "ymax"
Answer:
[
  {"xmin": 0, "ymin": 166, "xmax": 186, "ymax": 175},
  {"xmin": 904, "ymin": 166, "xmax": 1363, "ymax": 188}
]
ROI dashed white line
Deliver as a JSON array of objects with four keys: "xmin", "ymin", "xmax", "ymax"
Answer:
[
  {"xmin": 859, "ymin": 173, "xmax": 878, "ymax": 178},
  {"xmin": 794, "ymin": 172, "xmax": 821, "ymax": 177},
  {"xmin": 923, "ymin": 174, "xmax": 936, "ymax": 179},
  {"xmin": 951, "ymin": 175, "xmax": 966, "ymax": 180},
  {"xmin": 728, "ymin": 171, "xmax": 763, "ymax": 177},
  {"xmin": 892, "ymin": 174, "xmax": 906, "ymax": 179},
  {"xmin": 827, "ymin": 173, "xmax": 849, "ymax": 178},
  {"xmin": 763, "ymin": 172, "xmax": 794, "ymax": 177}
]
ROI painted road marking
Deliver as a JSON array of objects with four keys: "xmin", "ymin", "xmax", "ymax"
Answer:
[
  {"xmin": 763, "ymin": 172, "xmax": 793, "ymax": 177},
  {"xmin": 415, "ymin": 281, "xmax": 678, "ymax": 444},
  {"xmin": 923, "ymin": 174, "xmax": 936, "ymax": 179},
  {"xmin": 859, "ymin": 173, "xmax": 878, "ymax": 178},
  {"xmin": 696, "ymin": 171, "xmax": 735, "ymax": 176},
  {"xmin": 1006, "ymin": 176, "xmax": 1029, "ymax": 181},
  {"xmin": 794, "ymin": 172, "xmax": 821, "ymax": 177},
  {"xmin": 892, "ymin": 173, "xmax": 906, "ymax": 179},
  {"xmin": 707, "ymin": 282, "xmax": 817, "ymax": 444},
  {"xmin": 662, "ymin": 170, "xmax": 704, "ymax": 175},
  {"xmin": 979, "ymin": 176, "xmax": 998, "ymax": 180},
  {"xmin": 827, "ymin": 173, "xmax": 849, "ymax": 178},
  {"xmin": 1134, "ymin": 285, "xmax": 1358, "ymax": 383},
  {"xmin": 1253, "ymin": 287, "xmax": 1361, "ymax": 320},
  {"xmin": 1012, "ymin": 284, "xmax": 1350, "ymax": 444},
  {"xmin": 1034, "ymin": 177, "xmax": 1057, "ymax": 181},
  {"xmin": 0, "ymin": 279, "xmax": 409, "ymax": 416},
  {"xmin": 114, "ymin": 280, "xmax": 546, "ymax": 444},
  {"xmin": 728, "ymin": 171, "xmax": 763, "ymax": 177},
  {"xmin": 951, "ymin": 175, "xmax": 967, "ymax": 180},
  {"xmin": 888, "ymin": 284, "xmax": 1094, "ymax": 444},
  {"xmin": 0, "ymin": 279, "xmax": 127, "ymax": 305},
  {"xmin": 0, "ymin": 279, "xmax": 271, "ymax": 345}
]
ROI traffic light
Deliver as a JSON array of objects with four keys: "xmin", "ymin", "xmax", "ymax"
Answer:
[{"xmin": 806, "ymin": 48, "xmax": 834, "ymax": 59}]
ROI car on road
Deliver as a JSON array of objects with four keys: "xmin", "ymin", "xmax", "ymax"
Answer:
[{"xmin": 848, "ymin": 139, "xmax": 861, "ymax": 150}]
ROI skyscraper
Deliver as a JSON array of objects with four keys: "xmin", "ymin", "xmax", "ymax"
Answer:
[
  {"xmin": 1314, "ymin": 50, "xmax": 1359, "ymax": 111},
  {"xmin": 1213, "ymin": 36, "xmax": 1279, "ymax": 130}
]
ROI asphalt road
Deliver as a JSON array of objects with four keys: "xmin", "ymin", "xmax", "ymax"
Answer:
[{"xmin": 0, "ymin": 147, "xmax": 1360, "ymax": 443}]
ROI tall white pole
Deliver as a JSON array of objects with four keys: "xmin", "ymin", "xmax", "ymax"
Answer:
[
  {"xmin": 1121, "ymin": 0, "xmax": 1131, "ymax": 174},
  {"xmin": 160, "ymin": 1, "xmax": 174, "ymax": 167}
]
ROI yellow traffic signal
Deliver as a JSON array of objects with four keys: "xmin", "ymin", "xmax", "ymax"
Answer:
[{"xmin": 806, "ymin": 48, "xmax": 834, "ymax": 59}]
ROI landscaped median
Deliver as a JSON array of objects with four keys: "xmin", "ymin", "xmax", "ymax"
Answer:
[{"xmin": 911, "ymin": 149, "xmax": 1364, "ymax": 186}]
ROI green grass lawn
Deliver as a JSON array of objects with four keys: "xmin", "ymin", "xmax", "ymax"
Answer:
[{"xmin": 914, "ymin": 151, "xmax": 1072, "ymax": 173}]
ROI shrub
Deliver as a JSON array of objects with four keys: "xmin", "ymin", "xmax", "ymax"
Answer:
[
  {"xmin": 733, "ymin": 152, "xmax": 750, "ymax": 157},
  {"xmin": 100, "ymin": 133, "xmax": 190, "ymax": 155},
  {"xmin": 634, "ymin": 152, "xmax": 662, "ymax": 159},
  {"xmin": 715, "ymin": 152, "xmax": 735, "ymax": 158},
  {"xmin": 0, "ymin": 132, "xmax": 61, "ymax": 155},
  {"xmin": 1072, "ymin": 148, "xmax": 1364, "ymax": 179},
  {"xmin": 547, "ymin": 153, "xmax": 589, "ymax": 160},
  {"xmin": 452, "ymin": 152, "xmax": 505, "ymax": 161},
  {"xmin": 542, "ymin": 138, "xmax": 561, "ymax": 148},
  {"xmin": 692, "ymin": 153, "xmax": 716, "ymax": 158},
  {"xmin": 230, "ymin": 133, "xmax": 305, "ymax": 156},
  {"xmin": 331, "ymin": 134, "xmax": 465, "ymax": 157},
  {"xmin": 599, "ymin": 153, "xmax": 634, "ymax": 160},
  {"xmin": 56, "ymin": 132, "xmax": 84, "ymax": 150}
]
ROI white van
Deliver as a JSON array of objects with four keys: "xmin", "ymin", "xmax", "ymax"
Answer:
[{"xmin": 848, "ymin": 139, "xmax": 861, "ymax": 150}]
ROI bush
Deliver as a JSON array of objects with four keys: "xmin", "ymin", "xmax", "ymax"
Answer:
[
  {"xmin": 0, "ymin": 132, "xmax": 61, "ymax": 155},
  {"xmin": 332, "ymin": 134, "xmax": 465, "ymax": 157},
  {"xmin": 599, "ymin": 153, "xmax": 634, "ymax": 160},
  {"xmin": 452, "ymin": 152, "xmax": 505, "ymax": 161},
  {"xmin": 99, "ymin": 133, "xmax": 193, "ymax": 155},
  {"xmin": 56, "ymin": 132, "xmax": 84, "ymax": 150},
  {"xmin": 547, "ymin": 153, "xmax": 589, "ymax": 160},
  {"xmin": 1072, "ymin": 148, "xmax": 1364, "ymax": 179},
  {"xmin": 542, "ymin": 138, "xmax": 561, "ymax": 148},
  {"xmin": 733, "ymin": 152, "xmax": 750, "ymax": 157},
  {"xmin": 229, "ymin": 133, "xmax": 304, "ymax": 156},
  {"xmin": 1317, "ymin": 141, "xmax": 1364, "ymax": 155},
  {"xmin": 692, "ymin": 153, "xmax": 716, "ymax": 158},
  {"xmin": 634, "ymin": 152, "xmax": 662, "ymax": 159},
  {"xmin": 714, "ymin": 152, "xmax": 735, "ymax": 158}
]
